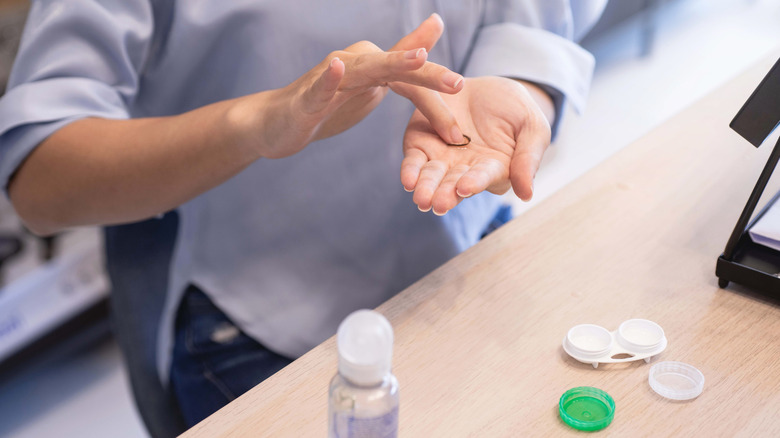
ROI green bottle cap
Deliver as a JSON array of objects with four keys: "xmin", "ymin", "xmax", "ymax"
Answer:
[{"xmin": 559, "ymin": 386, "xmax": 615, "ymax": 432}]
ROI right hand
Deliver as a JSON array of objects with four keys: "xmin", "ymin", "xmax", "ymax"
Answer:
[{"xmin": 231, "ymin": 14, "xmax": 465, "ymax": 159}]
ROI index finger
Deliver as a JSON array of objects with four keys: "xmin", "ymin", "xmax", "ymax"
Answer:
[
  {"xmin": 344, "ymin": 50, "xmax": 463, "ymax": 94},
  {"xmin": 391, "ymin": 13, "xmax": 444, "ymax": 52},
  {"xmin": 391, "ymin": 82, "xmax": 463, "ymax": 144}
]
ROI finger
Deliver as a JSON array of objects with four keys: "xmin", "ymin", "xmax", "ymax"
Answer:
[
  {"xmin": 346, "ymin": 47, "xmax": 427, "ymax": 83},
  {"xmin": 391, "ymin": 13, "xmax": 444, "ymax": 52},
  {"xmin": 400, "ymin": 148, "xmax": 428, "ymax": 192},
  {"xmin": 346, "ymin": 50, "xmax": 463, "ymax": 94},
  {"xmin": 390, "ymin": 83, "xmax": 462, "ymax": 144},
  {"xmin": 455, "ymin": 158, "xmax": 507, "ymax": 198},
  {"xmin": 300, "ymin": 57, "xmax": 344, "ymax": 114},
  {"xmin": 412, "ymin": 161, "xmax": 448, "ymax": 212},
  {"xmin": 510, "ymin": 115, "xmax": 551, "ymax": 201},
  {"xmin": 394, "ymin": 60, "xmax": 463, "ymax": 94},
  {"xmin": 431, "ymin": 164, "xmax": 469, "ymax": 215}
]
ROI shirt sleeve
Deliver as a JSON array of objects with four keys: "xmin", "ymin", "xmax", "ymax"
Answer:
[
  {"xmin": 462, "ymin": 1, "xmax": 607, "ymax": 136},
  {"xmin": 0, "ymin": 0, "xmax": 154, "ymax": 192}
]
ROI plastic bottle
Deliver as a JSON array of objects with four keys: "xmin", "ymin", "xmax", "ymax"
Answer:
[{"xmin": 328, "ymin": 309, "xmax": 399, "ymax": 438}]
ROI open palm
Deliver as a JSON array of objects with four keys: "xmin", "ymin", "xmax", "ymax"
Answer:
[{"xmin": 401, "ymin": 76, "xmax": 552, "ymax": 215}]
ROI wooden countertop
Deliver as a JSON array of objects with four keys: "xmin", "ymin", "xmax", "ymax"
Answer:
[{"xmin": 182, "ymin": 51, "xmax": 780, "ymax": 437}]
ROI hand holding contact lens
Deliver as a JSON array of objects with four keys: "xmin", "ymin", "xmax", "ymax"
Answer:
[{"xmin": 445, "ymin": 134, "xmax": 470, "ymax": 146}]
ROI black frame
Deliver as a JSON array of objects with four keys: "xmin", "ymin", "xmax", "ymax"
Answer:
[{"xmin": 716, "ymin": 57, "xmax": 780, "ymax": 298}]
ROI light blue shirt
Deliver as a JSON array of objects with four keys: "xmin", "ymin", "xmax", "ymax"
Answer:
[{"xmin": 0, "ymin": 0, "xmax": 603, "ymax": 384}]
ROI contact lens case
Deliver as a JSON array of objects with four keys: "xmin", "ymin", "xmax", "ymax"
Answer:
[{"xmin": 562, "ymin": 319, "xmax": 667, "ymax": 368}]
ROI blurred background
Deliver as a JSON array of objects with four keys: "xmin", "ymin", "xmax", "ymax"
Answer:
[{"xmin": 0, "ymin": 0, "xmax": 778, "ymax": 436}]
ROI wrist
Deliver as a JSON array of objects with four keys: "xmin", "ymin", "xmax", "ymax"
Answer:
[
  {"xmin": 514, "ymin": 80, "xmax": 556, "ymax": 126},
  {"xmin": 224, "ymin": 90, "xmax": 283, "ymax": 161}
]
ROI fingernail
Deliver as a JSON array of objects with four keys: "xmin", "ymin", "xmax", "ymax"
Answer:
[
  {"xmin": 403, "ymin": 186, "xmax": 413, "ymax": 193},
  {"xmin": 418, "ymin": 205, "xmax": 431, "ymax": 213},
  {"xmin": 329, "ymin": 57, "xmax": 340, "ymax": 68},
  {"xmin": 443, "ymin": 72, "xmax": 463, "ymax": 89},
  {"xmin": 430, "ymin": 13, "xmax": 443, "ymax": 25},
  {"xmin": 450, "ymin": 125, "xmax": 463, "ymax": 145},
  {"xmin": 433, "ymin": 208, "xmax": 446, "ymax": 216},
  {"xmin": 456, "ymin": 189, "xmax": 472, "ymax": 198},
  {"xmin": 405, "ymin": 48, "xmax": 426, "ymax": 59}
]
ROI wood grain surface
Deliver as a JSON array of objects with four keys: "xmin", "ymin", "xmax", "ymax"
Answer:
[{"xmin": 182, "ymin": 51, "xmax": 780, "ymax": 437}]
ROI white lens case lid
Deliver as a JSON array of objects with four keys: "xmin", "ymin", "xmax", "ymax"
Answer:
[
  {"xmin": 648, "ymin": 361, "xmax": 705, "ymax": 400},
  {"xmin": 562, "ymin": 319, "xmax": 667, "ymax": 368}
]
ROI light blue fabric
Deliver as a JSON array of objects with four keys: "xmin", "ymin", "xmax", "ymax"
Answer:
[{"xmin": 0, "ymin": 0, "xmax": 603, "ymax": 385}]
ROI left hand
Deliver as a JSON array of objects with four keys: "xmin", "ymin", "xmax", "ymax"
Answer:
[{"xmin": 401, "ymin": 76, "xmax": 552, "ymax": 215}]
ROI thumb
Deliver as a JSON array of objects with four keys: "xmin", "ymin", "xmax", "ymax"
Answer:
[
  {"xmin": 391, "ymin": 13, "xmax": 444, "ymax": 52},
  {"xmin": 510, "ymin": 124, "xmax": 550, "ymax": 201},
  {"xmin": 300, "ymin": 57, "xmax": 344, "ymax": 114}
]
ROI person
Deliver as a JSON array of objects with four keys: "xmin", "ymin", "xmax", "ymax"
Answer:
[{"xmin": 0, "ymin": 0, "xmax": 605, "ymax": 430}]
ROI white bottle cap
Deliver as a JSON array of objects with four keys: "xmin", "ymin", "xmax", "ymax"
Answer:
[
  {"xmin": 337, "ymin": 309, "xmax": 393, "ymax": 386},
  {"xmin": 648, "ymin": 361, "xmax": 705, "ymax": 400}
]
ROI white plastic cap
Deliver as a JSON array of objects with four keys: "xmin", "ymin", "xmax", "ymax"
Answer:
[
  {"xmin": 337, "ymin": 309, "xmax": 394, "ymax": 386},
  {"xmin": 648, "ymin": 361, "xmax": 705, "ymax": 400}
]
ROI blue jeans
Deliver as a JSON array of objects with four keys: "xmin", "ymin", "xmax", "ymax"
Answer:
[{"xmin": 169, "ymin": 285, "xmax": 293, "ymax": 427}]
